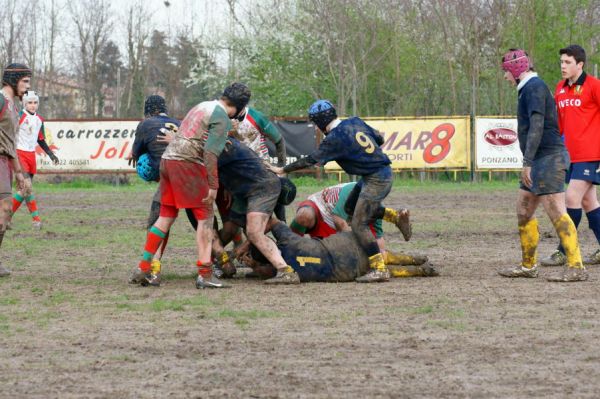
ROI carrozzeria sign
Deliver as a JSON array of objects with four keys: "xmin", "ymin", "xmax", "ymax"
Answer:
[
  {"xmin": 475, "ymin": 117, "xmax": 522, "ymax": 170},
  {"xmin": 38, "ymin": 120, "xmax": 139, "ymax": 171}
]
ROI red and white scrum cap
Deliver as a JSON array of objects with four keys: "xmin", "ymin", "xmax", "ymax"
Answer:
[{"xmin": 502, "ymin": 49, "xmax": 531, "ymax": 80}]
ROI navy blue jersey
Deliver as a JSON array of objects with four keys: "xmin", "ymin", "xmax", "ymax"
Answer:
[
  {"xmin": 517, "ymin": 77, "xmax": 564, "ymax": 161},
  {"xmin": 311, "ymin": 117, "xmax": 391, "ymax": 176},
  {"xmin": 217, "ymin": 138, "xmax": 279, "ymax": 197},
  {"xmin": 132, "ymin": 115, "xmax": 181, "ymax": 170}
]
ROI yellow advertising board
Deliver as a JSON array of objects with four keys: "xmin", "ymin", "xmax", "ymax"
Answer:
[{"xmin": 324, "ymin": 117, "xmax": 470, "ymax": 170}]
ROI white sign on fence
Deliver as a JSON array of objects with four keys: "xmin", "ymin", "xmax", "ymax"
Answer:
[
  {"xmin": 37, "ymin": 120, "xmax": 139, "ymax": 171},
  {"xmin": 475, "ymin": 118, "xmax": 522, "ymax": 170}
]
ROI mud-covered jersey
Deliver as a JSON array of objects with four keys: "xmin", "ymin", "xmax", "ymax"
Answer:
[
  {"xmin": 0, "ymin": 93, "xmax": 20, "ymax": 158},
  {"xmin": 308, "ymin": 182, "xmax": 383, "ymax": 237},
  {"xmin": 555, "ymin": 72, "xmax": 600, "ymax": 162},
  {"xmin": 311, "ymin": 117, "xmax": 391, "ymax": 176},
  {"xmin": 16, "ymin": 111, "xmax": 45, "ymax": 152},
  {"xmin": 517, "ymin": 75, "xmax": 564, "ymax": 162},
  {"xmin": 276, "ymin": 226, "xmax": 368, "ymax": 282},
  {"xmin": 233, "ymin": 107, "xmax": 282, "ymax": 160},
  {"xmin": 132, "ymin": 114, "xmax": 180, "ymax": 170},
  {"xmin": 217, "ymin": 137, "xmax": 279, "ymax": 197},
  {"xmin": 162, "ymin": 100, "xmax": 231, "ymax": 164}
]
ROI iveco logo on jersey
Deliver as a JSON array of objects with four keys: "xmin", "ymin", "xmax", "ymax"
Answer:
[
  {"xmin": 558, "ymin": 98, "xmax": 582, "ymax": 108},
  {"xmin": 483, "ymin": 128, "xmax": 517, "ymax": 146}
]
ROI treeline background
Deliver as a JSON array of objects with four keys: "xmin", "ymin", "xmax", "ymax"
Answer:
[{"xmin": 1, "ymin": 0, "xmax": 598, "ymax": 119}]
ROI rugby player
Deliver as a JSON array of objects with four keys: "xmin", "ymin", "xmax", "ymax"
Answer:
[
  {"xmin": 541, "ymin": 45, "xmax": 600, "ymax": 267},
  {"xmin": 497, "ymin": 49, "xmax": 587, "ymax": 282},
  {"xmin": 240, "ymin": 219, "xmax": 438, "ymax": 283},
  {"xmin": 128, "ymin": 95, "xmax": 180, "ymax": 283},
  {"xmin": 11, "ymin": 90, "xmax": 59, "ymax": 230},
  {"xmin": 0, "ymin": 63, "xmax": 32, "ymax": 277},
  {"xmin": 130, "ymin": 83, "xmax": 251, "ymax": 289},
  {"xmin": 271, "ymin": 100, "xmax": 411, "ymax": 283}
]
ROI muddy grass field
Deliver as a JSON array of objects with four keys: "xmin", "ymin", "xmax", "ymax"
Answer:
[{"xmin": 1, "ymin": 179, "xmax": 599, "ymax": 398}]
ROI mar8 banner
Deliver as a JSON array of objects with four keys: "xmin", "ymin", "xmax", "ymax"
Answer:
[
  {"xmin": 475, "ymin": 118, "xmax": 522, "ymax": 170},
  {"xmin": 324, "ymin": 117, "xmax": 470, "ymax": 170},
  {"xmin": 37, "ymin": 120, "xmax": 139, "ymax": 171}
]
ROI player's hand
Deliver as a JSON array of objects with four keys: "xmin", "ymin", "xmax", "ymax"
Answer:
[
  {"xmin": 203, "ymin": 188, "xmax": 218, "ymax": 205},
  {"xmin": 15, "ymin": 173, "xmax": 32, "ymax": 197},
  {"xmin": 267, "ymin": 164, "xmax": 285, "ymax": 176},
  {"xmin": 50, "ymin": 154, "xmax": 59, "ymax": 165},
  {"xmin": 127, "ymin": 155, "xmax": 137, "ymax": 168},
  {"xmin": 157, "ymin": 128, "xmax": 174, "ymax": 144},
  {"xmin": 521, "ymin": 166, "xmax": 532, "ymax": 189}
]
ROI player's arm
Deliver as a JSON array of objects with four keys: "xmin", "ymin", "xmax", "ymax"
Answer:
[
  {"xmin": 37, "ymin": 121, "xmax": 59, "ymax": 164},
  {"xmin": 522, "ymin": 87, "xmax": 547, "ymax": 167},
  {"xmin": 282, "ymin": 137, "xmax": 338, "ymax": 174},
  {"xmin": 332, "ymin": 214, "xmax": 351, "ymax": 232},
  {"xmin": 252, "ymin": 109, "xmax": 287, "ymax": 166},
  {"xmin": 129, "ymin": 121, "xmax": 146, "ymax": 166},
  {"xmin": 203, "ymin": 111, "xmax": 232, "ymax": 203}
]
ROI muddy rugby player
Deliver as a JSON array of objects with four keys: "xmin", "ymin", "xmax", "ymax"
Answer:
[
  {"xmin": 271, "ymin": 100, "xmax": 411, "ymax": 283},
  {"xmin": 497, "ymin": 49, "xmax": 587, "ymax": 282}
]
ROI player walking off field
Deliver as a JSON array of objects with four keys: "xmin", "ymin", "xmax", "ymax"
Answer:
[
  {"xmin": 11, "ymin": 90, "xmax": 59, "ymax": 229},
  {"xmin": 498, "ymin": 48, "xmax": 587, "ymax": 282},
  {"xmin": 128, "ymin": 95, "xmax": 180, "ymax": 284},
  {"xmin": 271, "ymin": 100, "xmax": 411, "ymax": 283},
  {"xmin": 540, "ymin": 45, "xmax": 600, "ymax": 268},
  {"xmin": 0, "ymin": 63, "xmax": 32, "ymax": 277},
  {"xmin": 130, "ymin": 83, "xmax": 251, "ymax": 289}
]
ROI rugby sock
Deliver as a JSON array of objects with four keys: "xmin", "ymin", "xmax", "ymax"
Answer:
[
  {"xmin": 25, "ymin": 195, "xmax": 40, "ymax": 222},
  {"xmin": 138, "ymin": 226, "xmax": 167, "ymax": 273},
  {"xmin": 384, "ymin": 251, "xmax": 416, "ymax": 265},
  {"xmin": 381, "ymin": 207, "xmax": 397, "ymax": 222},
  {"xmin": 150, "ymin": 259, "xmax": 161, "ymax": 275},
  {"xmin": 388, "ymin": 266, "xmax": 423, "ymax": 277},
  {"xmin": 197, "ymin": 261, "xmax": 212, "ymax": 277},
  {"xmin": 553, "ymin": 213, "xmax": 583, "ymax": 269},
  {"xmin": 585, "ymin": 207, "xmax": 600, "ymax": 245},
  {"xmin": 232, "ymin": 231, "xmax": 243, "ymax": 247},
  {"xmin": 518, "ymin": 218, "xmax": 539, "ymax": 268},
  {"xmin": 557, "ymin": 208, "xmax": 582, "ymax": 254},
  {"xmin": 11, "ymin": 193, "xmax": 24, "ymax": 213},
  {"xmin": 368, "ymin": 253, "xmax": 387, "ymax": 271}
]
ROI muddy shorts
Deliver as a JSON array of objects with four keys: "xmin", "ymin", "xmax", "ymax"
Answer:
[
  {"xmin": 520, "ymin": 151, "xmax": 568, "ymax": 196},
  {"xmin": 158, "ymin": 159, "xmax": 212, "ymax": 220},
  {"xmin": 17, "ymin": 150, "xmax": 36, "ymax": 175},
  {"xmin": 0, "ymin": 155, "xmax": 12, "ymax": 200},
  {"xmin": 566, "ymin": 161, "xmax": 600, "ymax": 185}
]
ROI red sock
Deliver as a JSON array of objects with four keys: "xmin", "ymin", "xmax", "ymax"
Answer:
[
  {"xmin": 12, "ymin": 193, "xmax": 24, "ymax": 213},
  {"xmin": 139, "ymin": 226, "xmax": 167, "ymax": 273},
  {"xmin": 25, "ymin": 196, "xmax": 40, "ymax": 222},
  {"xmin": 197, "ymin": 261, "xmax": 211, "ymax": 277}
]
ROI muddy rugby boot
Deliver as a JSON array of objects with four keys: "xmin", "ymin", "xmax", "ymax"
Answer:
[
  {"xmin": 128, "ymin": 268, "xmax": 160, "ymax": 287},
  {"xmin": 498, "ymin": 264, "xmax": 539, "ymax": 278},
  {"xmin": 195, "ymin": 274, "xmax": 229, "ymax": 289},
  {"xmin": 214, "ymin": 252, "xmax": 237, "ymax": 279},
  {"xmin": 546, "ymin": 266, "xmax": 589, "ymax": 282},
  {"xmin": 356, "ymin": 268, "xmax": 391, "ymax": 283},
  {"xmin": 264, "ymin": 266, "xmax": 300, "ymax": 285},
  {"xmin": 540, "ymin": 250, "xmax": 566, "ymax": 267},
  {"xmin": 583, "ymin": 249, "xmax": 600, "ymax": 265},
  {"xmin": 32, "ymin": 221, "xmax": 42, "ymax": 230},
  {"xmin": 0, "ymin": 263, "xmax": 11, "ymax": 277}
]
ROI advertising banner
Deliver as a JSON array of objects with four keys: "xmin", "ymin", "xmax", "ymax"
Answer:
[
  {"xmin": 37, "ymin": 120, "xmax": 139, "ymax": 171},
  {"xmin": 324, "ymin": 117, "xmax": 470, "ymax": 170},
  {"xmin": 475, "ymin": 118, "xmax": 521, "ymax": 170}
]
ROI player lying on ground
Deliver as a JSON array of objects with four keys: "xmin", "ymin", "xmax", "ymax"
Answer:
[
  {"xmin": 130, "ymin": 83, "xmax": 252, "ymax": 289},
  {"xmin": 271, "ymin": 100, "xmax": 411, "ymax": 283},
  {"xmin": 11, "ymin": 90, "xmax": 59, "ymax": 230},
  {"xmin": 290, "ymin": 181, "xmax": 420, "ymax": 269},
  {"xmin": 239, "ymin": 218, "xmax": 438, "ymax": 283},
  {"xmin": 498, "ymin": 48, "xmax": 587, "ymax": 282},
  {"xmin": 0, "ymin": 63, "xmax": 32, "ymax": 277}
]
